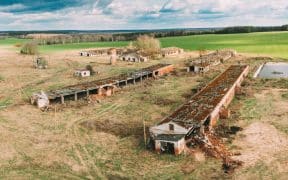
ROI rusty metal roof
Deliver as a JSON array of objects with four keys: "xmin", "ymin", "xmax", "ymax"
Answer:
[{"xmin": 160, "ymin": 65, "xmax": 248, "ymax": 129}]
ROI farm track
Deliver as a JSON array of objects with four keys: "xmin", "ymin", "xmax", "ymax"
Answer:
[
  {"xmin": 66, "ymin": 115, "xmax": 107, "ymax": 179},
  {"xmin": 94, "ymin": 103, "xmax": 121, "ymax": 117}
]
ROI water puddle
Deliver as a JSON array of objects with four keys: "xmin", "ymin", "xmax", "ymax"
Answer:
[{"xmin": 256, "ymin": 62, "xmax": 288, "ymax": 78}]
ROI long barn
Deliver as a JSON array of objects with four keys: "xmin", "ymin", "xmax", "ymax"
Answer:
[
  {"xmin": 31, "ymin": 64, "xmax": 174, "ymax": 108},
  {"xmin": 149, "ymin": 65, "xmax": 249, "ymax": 155}
]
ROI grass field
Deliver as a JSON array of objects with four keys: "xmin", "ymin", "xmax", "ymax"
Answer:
[
  {"xmin": 1, "ymin": 31, "xmax": 288, "ymax": 58},
  {"xmin": 161, "ymin": 31, "xmax": 288, "ymax": 58},
  {"xmin": 1, "ymin": 33, "xmax": 288, "ymax": 178}
]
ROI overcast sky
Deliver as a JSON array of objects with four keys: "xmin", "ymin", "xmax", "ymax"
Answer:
[{"xmin": 0, "ymin": 0, "xmax": 287, "ymax": 30}]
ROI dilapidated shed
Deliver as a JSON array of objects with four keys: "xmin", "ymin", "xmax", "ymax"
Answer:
[
  {"xmin": 187, "ymin": 62, "xmax": 210, "ymax": 73},
  {"xmin": 80, "ymin": 48, "xmax": 127, "ymax": 57},
  {"xmin": 74, "ymin": 69, "xmax": 91, "ymax": 77},
  {"xmin": 186, "ymin": 49, "xmax": 237, "ymax": 73},
  {"xmin": 161, "ymin": 47, "xmax": 184, "ymax": 57},
  {"xmin": 120, "ymin": 52, "xmax": 148, "ymax": 62}
]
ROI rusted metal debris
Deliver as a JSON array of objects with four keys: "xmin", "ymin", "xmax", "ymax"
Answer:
[
  {"xmin": 191, "ymin": 131, "xmax": 243, "ymax": 174},
  {"xmin": 31, "ymin": 64, "xmax": 174, "ymax": 108},
  {"xmin": 149, "ymin": 65, "xmax": 249, "ymax": 172}
]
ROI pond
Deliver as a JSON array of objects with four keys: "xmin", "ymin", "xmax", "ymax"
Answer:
[{"xmin": 257, "ymin": 62, "xmax": 288, "ymax": 78}]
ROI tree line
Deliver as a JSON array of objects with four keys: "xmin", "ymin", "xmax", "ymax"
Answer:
[{"xmin": 10, "ymin": 24, "xmax": 288, "ymax": 45}]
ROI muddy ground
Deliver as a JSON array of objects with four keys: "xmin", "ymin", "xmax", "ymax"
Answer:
[{"xmin": 0, "ymin": 44, "xmax": 287, "ymax": 179}]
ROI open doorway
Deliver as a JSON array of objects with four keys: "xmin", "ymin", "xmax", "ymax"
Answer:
[
  {"xmin": 189, "ymin": 66, "xmax": 195, "ymax": 72},
  {"xmin": 160, "ymin": 141, "xmax": 175, "ymax": 154},
  {"xmin": 154, "ymin": 71, "xmax": 159, "ymax": 76}
]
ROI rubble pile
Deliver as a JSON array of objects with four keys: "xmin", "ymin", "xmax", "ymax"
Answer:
[{"xmin": 189, "ymin": 131, "xmax": 243, "ymax": 173}]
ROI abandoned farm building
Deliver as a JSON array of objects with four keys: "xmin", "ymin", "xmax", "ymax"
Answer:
[
  {"xmin": 161, "ymin": 47, "xmax": 184, "ymax": 57},
  {"xmin": 74, "ymin": 69, "xmax": 91, "ymax": 77},
  {"xmin": 80, "ymin": 48, "xmax": 125, "ymax": 57},
  {"xmin": 149, "ymin": 65, "xmax": 249, "ymax": 155},
  {"xmin": 31, "ymin": 64, "xmax": 174, "ymax": 108},
  {"xmin": 187, "ymin": 49, "xmax": 237, "ymax": 73},
  {"xmin": 120, "ymin": 51, "xmax": 149, "ymax": 62}
]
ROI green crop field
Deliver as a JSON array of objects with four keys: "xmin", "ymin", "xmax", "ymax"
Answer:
[
  {"xmin": 39, "ymin": 41, "xmax": 128, "ymax": 52},
  {"xmin": 0, "ymin": 37, "xmax": 28, "ymax": 46},
  {"xmin": 1, "ymin": 31, "xmax": 288, "ymax": 58},
  {"xmin": 160, "ymin": 31, "xmax": 288, "ymax": 58}
]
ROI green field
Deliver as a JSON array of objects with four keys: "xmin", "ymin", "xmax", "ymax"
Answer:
[
  {"xmin": 0, "ymin": 38, "xmax": 128, "ymax": 52},
  {"xmin": 161, "ymin": 31, "xmax": 288, "ymax": 58},
  {"xmin": 0, "ymin": 37, "xmax": 28, "ymax": 46},
  {"xmin": 39, "ymin": 41, "xmax": 128, "ymax": 52},
  {"xmin": 1, "ymin": 31, "xmax": 288, "ymax": 58}
]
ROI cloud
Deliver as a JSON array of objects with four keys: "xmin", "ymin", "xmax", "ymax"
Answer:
[
  {"xmin": 0, "ymin": 4, "xmax": 26, "ymax": 12},
  {"xmin": 0, "ymin": 0, "xmax": 288, "ymax": 30},
  {"xmin": 160, "ymin": 0, "xmax": 186, "ymax": 13}
]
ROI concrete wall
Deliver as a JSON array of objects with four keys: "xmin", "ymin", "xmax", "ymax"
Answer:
[
  {"xmin": 153, "ymin": 65, "xmax": 174, "ymax": 76},
  {"xmin": 209, "ymin": 66, "xmax": 249, "ymax": 127}
]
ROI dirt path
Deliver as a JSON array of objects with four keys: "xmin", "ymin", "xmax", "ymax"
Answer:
[{"xmin": 233, "ymin": 122, "xmax": 288, "ymax": 167}]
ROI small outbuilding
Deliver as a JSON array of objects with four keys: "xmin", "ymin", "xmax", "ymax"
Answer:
[
  {"xmin": 187, "ymin": 62, "xmax": 210, "ymax": 73},
  {"xmin": 74, "ymin": 69, "xmax": 91, "ymax": 77},
  {"xmin": 80, "ymin": 51, "xmax": 88, "ymax": 56},
  {"xmin": 161, "ymin": 47, "xmax": 184, "ymax": 57}
]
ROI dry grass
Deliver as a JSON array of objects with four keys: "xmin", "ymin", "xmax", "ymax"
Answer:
[{"xmin": 0, "ymin": 46, "xmax": 287, "ymax": 178}]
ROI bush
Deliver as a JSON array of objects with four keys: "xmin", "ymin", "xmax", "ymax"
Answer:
[
  {"xmin": 133, "ymin": 35, "xmax": 161, "ymax": 56},
  {"xmin": 20, "ymin": 42, "xmax": 39, "ymax": 55},
  {"xmin": 86, "ymin": 65, "xmax": 96, "ymax": 75}
]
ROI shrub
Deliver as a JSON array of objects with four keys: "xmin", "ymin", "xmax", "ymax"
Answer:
[
  {"xmin": 133, "ymin": 35, "xmax": 161, "ymax": 56},
  {"xmin": 20, "ymin": 42, "xmax": 39, "ymax": 55},
  {"xmin": 86, "ymin": 65, "xmax": 96, "ymax": 75}
]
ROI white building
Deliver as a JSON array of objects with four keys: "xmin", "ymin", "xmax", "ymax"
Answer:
[
  {"xmin": 161, "ymin": 47, "xmax": 184, "ymax": 57},
  {"xmin": 120, "ymin": 53, "xmax": 148, "ymax": 62},
  {"xmin": 74, "ymin": 69, "xmax": 91, "ymax": 77}
]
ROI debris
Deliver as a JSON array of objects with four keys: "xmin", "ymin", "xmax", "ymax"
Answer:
[{"xmin": 30, "ymin": 91, "xmax": 49, "ymax": 110}]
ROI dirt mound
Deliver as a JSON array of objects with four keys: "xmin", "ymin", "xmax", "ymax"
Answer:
[{"xmin": 233, "ymin": 122, "xmax": 288, "ymax": 167}]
